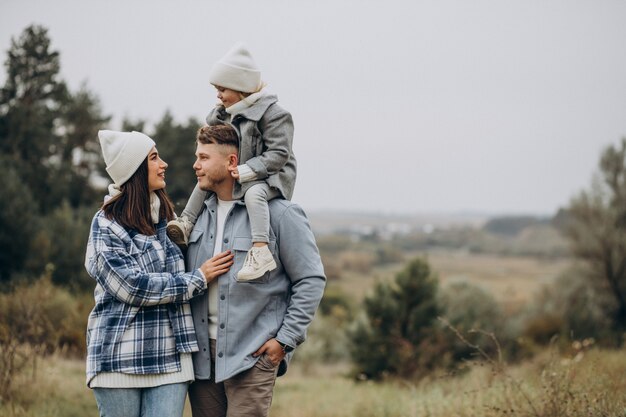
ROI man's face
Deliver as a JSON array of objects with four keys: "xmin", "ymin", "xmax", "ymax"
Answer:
[{"xmin": 193, "ymin": 142, "xmax": 232, "ymax": 192}]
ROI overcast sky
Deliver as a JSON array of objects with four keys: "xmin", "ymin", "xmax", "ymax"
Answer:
[{"xmin": 2, "ymin": 0, "xmax": 626, "ymax": 216}]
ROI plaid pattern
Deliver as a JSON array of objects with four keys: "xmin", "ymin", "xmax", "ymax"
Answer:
[{"xmin": 85, "ymin": 210, "xmax": 206, "ymax": 384}]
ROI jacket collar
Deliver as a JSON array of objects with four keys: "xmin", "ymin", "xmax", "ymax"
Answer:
[
  {"xmin": 232, "ymin": 93, "xmax": 278, "ymax": 122},
  {"xmin": 204, "ymin": 192, "xmax": 245, "ymax": 211}
]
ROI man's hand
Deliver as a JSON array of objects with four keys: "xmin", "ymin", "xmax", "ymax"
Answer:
[
  {"xmin": 252, "ymin": 338, "xmax": 285, "ymax": 366},
  {"xmin": 199, "ymin": 250, "xmax": 234, "ymax": 282}
]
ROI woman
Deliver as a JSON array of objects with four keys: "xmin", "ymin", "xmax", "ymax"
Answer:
[{"xmin": 84, "ymin": 130, "xmax": 234, "ymax": 417}]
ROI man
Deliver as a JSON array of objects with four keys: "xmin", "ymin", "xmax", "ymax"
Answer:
[{"xmin": 186, "ymin": 125, "xmax": 326, "ymax": 417}]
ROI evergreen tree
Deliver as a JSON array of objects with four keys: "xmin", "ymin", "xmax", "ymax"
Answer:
[
  {"xmin": 56, "ymin": 85, "xmax": 110, "ymax": 207},
  {"xmin": 44, "ymin": 202, "xmax": 97, "ymax": 291},
  {"xmin": 152, "ymin": 111, "xmax": 201, "ymax": 210},
  {"xmin": 121, "ymin": 117, "xmax": 146, "ymax": 133},
  {"xmin": 0, "ymin": 25, "xmax": 68, "ymax": 213},
  {"xmin": 349, "ymin": 257, "xmax": 440, "ymax": 379},
  {"xmin": 0, "ymin": 25, "xmax": 109, "ymax": 283},
  {"xmin": 0, "ymin": 25, "xmax": 109, "ymax": 213},
  {"xmin": 0, "ymin": 158, "xmax": 38, "ymax": 282}
]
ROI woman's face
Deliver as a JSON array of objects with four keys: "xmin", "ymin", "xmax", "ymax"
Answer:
[
  {"xmin": 147, "ymin": 147, "xmax": 168, "ymax": 191},
  {"xmin": 215, "ymin": 85, "xmax": 242, "ymax": 108}
]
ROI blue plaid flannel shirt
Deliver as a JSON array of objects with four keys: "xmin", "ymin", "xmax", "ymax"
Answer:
[{"xmin": 85, "ymin": 210, "xmax": 206, "ymax": 384}]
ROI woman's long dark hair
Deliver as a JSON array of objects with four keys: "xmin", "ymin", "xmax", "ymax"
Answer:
[{"xmin": 102, "ymin": 158, "xmax": 176, "ymax": 235}]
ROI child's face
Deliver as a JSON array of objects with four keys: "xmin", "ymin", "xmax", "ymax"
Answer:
[{"xmin": 215, "ymin": 86, "xmax": 242, "ymax": 108}]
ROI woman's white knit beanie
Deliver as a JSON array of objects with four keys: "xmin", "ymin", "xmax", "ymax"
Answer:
[
  {"xmin": 98, "ymin": 130, "xmax": 155, "ymax": 186},
  {"xmin": 208, "ymin": 42, "xmax": 261, "ymax": 93}
]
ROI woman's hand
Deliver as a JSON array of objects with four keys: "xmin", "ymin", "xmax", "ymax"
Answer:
[{"xmin": 199, "ymin": 250, "xmax": 234, "ymax": 282}]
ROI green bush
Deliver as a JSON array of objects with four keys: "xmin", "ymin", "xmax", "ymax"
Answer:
[
  {"xmin": 0, "ymin": 275, "xmax": 91, "ymax": 403},
  {"xmin": 47, "ymin": 203, "xmax": 96, "ymax": 291},
  {"xmin": 438, "ymin": 282, "xmax": 507, "ymax": 364},
  {"xmin": 0, "ymin": 275, "xmax": 90, "ymax": 353},
  {"xmin": 520, "ymin": 267, "xmax": 615, "ymax": 347},
  {"xmin": 318, "ymin": 286, "xmax": 354, "ymax": 320},
  {"xmin": 21, "ymin": 202, "xmax": 97, "ymax": 292},
  {"xmin": 348, "ymin": 257, "xmax": 440, "ymax": 379},
  {"xmin": 522, "ymin": 312, "xmax": 564, "ymax": 345},
  {"xmin": 557, "ymin": 271, "xmax": 616, "ymax": 343},
  {"xmin": 295, "ymin": 286, "xmax": 355, "ymax": 368}
]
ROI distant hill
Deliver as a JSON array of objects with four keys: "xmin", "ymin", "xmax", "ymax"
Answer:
[{"xmin": 307, "ymin": 210, "xmax": 567, "ymax": 258}]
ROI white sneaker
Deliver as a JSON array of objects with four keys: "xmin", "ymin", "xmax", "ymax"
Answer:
[
  {"xmin": 237, "ymin": 245, "xmax": 277, "ymax": 281},
  {"xmin": 166, "ymin": 216, "xmax": 194, "ymax": 249}
]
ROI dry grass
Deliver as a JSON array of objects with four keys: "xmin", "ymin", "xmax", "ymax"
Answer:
[
  {"xmin": 272, "ymin": 348, "xmax": 626, "ymax": 417},
  {"xmin": 0, "ymin": 353, "xmax": 195, "ymax": 417},
  {"xmin": 427, "ymin": 251, "xmax": 569, "ymax": 311},
  {"xmin": 333, "ymin": 250, "xmax": 569, "ymax": 311},
  {"xmin": 2, "ymin": 346, "xmax": 625, "ymax": 417},
  {"xmin": 0, "ymin": 250, "xmax": 594, "ymax": 417},
  {"xmin": 0, "ymin": 353, "xmax": 94, "ymax": 417}
]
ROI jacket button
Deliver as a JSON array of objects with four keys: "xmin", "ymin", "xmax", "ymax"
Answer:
[
  {"xmin": 223, "ymin": 238, "xmax": 229, "ymax": 243},
  {"xmin": 218, "ymin": 352, "xmax": 223, "ymax": 358},
  {"xmin": 203, "ymin": 348, "xmax": 206, "ymax": 351},
  {"xmin": 220, "ymin": 295, "xmax": 225, "ymax": 300},
  {"xmin": 220, "ymin": 323, "xmax": 225, "ymax": 329},
  {"xmin": 201, "ymin": 319, "xmax": 205, "ymax": 323}
]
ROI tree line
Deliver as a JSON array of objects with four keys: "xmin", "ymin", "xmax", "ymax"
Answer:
[{"xmin": 0, "ymin": 25, "xmax": 202, "ymax": 290}]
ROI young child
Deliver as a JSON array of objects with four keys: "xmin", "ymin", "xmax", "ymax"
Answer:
[{"xmin": 168, "ymin": 42, "xmax": 297, "ymax": 281}]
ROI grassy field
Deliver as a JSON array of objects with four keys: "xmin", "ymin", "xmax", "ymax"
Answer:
[
  {"xmin": 334, "ymin": 250, "xmax": 569, "ymax": 310},
  {"xmin": 0, "ymin": 250, "xmax": 601, "ymax": 417},
  {"xmin": 273, "ymin": 349, "xmax": 626, "ymax": 417},
  {"xmin": 427, "ymin": 251, "xmax": 569, "ymax": 310},
  {"xmin": 3, "ymin": 347, "xmax": 626, "ymax": 417}
]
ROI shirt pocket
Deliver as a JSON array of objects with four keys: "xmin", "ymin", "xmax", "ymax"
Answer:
[
  {"xmin": 130, "ymin": 235, "xmax": 164, "ymax": 272},
  {"xmin": 189, "ymin": 229, "xmax": 204, "ymax": 245},
  {"xmin": 232, "ymin": 237, "xmax": 276, "ymax": 284},
  {"xmin": 187, "ymin": 229, "xmax": 205, "ymax": 269}
]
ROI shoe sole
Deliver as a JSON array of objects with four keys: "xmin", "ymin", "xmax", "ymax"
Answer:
[
  {"xmin": 167, "ymin": 225, "xmax": 188, "ymax": 249},
  {"xmin": 237, "ymin": 259, "xmax": 277, "ymax": 281}
]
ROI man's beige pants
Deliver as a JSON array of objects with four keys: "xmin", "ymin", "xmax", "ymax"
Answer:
[{"xmin": 188, "ymin": 339, "xmax": 279, "ymax": 417}]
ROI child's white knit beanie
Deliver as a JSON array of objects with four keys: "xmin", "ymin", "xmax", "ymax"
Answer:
[
  {"xmin": 98, "ymin": 130, "xmax": 156, "ymax": 186},
  {"xmin": 208, "ymin": 42, "xmax": 261, "ymax": 93}
]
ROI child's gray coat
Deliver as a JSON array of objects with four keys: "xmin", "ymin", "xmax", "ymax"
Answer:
[{"xmin": 206, "ymin": 93, "xmax": 297, "ymax": 201}]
